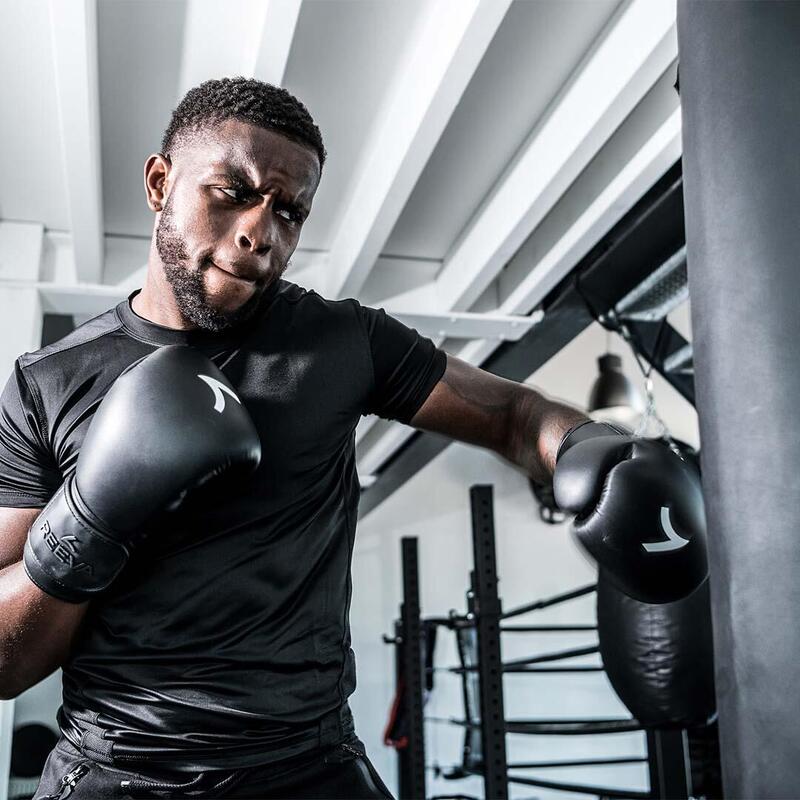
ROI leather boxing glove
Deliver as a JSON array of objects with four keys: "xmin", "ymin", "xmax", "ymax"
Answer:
[
  {"xmin": 552, "ymin": 421, "xmax": 707, "ymax": 603},
  {"xmin": 24, "ymin": 345, "xmax": 261, "ymax": 603}
]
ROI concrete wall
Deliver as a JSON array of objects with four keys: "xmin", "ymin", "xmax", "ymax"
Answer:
[{"xmin": 350, "ymin": 306, "xmax": 698, "ymax": 799}]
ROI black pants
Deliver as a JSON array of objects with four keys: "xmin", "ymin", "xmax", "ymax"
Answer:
[{"xmin": 34, "ymin": 735, "xmax": 395, "ymax": 799}]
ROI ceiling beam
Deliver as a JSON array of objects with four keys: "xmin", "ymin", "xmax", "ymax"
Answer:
[
  {"xmin": 353, "ymin": 1, "xmax": 678, "ymax": 472},
  {"xmin": 357, "ymin": 423, "xmax": 422, "ymax": 480},
  {"xmin": 48, "ymin": 0, "xmax": 104, "ymax": 285},
  {"xmin": 432, "ymin": 0, "xmax": 677, "ymax": 314},
  {"xmin": 458, "ymin": 107, "xmax": 681, "ymax": 366},
  {"xmin": 179, "ymin": 0, "xmax": 301, "ymax": 95},
  {"xmin": 324, "ymin": 0, "xmax": 512, "ymax": 300},
  {"xmin": 392, "ymin": 309, "xmax": 540, "ymax": 343},
  {"xmin": 38, "ymin": 283, "xmax": 125, "ymax": 316},
  {"xmin": 248, "ymin": 0, "xmax": 302, "ymax": 84},
  {"xmin": 179, "ymin": 0, "xmax": 257, "ymax": 94}
]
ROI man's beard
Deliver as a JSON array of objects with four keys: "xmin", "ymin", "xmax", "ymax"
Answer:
[{"xmin": 155, "ymin": 199, "xmax": 280, "ymax": 332}]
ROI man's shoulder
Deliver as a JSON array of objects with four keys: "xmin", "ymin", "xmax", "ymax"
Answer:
[
  {"xmin": 18, "ymin": 305, "xmax": 125, "ymax": 375},
  {"xmin": 272, "ymin": 279, "xmax": 361, "ymax": 322}
]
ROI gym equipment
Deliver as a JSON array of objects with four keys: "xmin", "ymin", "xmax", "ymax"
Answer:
[
  {"xmin": 554, "ymin": 421, "xmax": 708, "ymax": 603},
  {"xmin": 679, "ymin": 1, "xmax": 800, "ymax": 794},
  {"xmin": 595, "ymin": 442, "xmax": 715, "ymax": 730},
  {"xmin": 597, "ymin": 571, "xmax": 715, "ymax": 729},
  {"xmin": 383, "ymin": 485, "xmax": 718, "ymax": 799},
  {"xmin": 374, "ymin": 158, "xmax": 729, "ymax": 795}
]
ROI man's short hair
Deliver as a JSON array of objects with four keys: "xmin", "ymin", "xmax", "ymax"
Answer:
[{"xmin": 161, "ymin": 77, "xmax": 326, "ymax": 168}]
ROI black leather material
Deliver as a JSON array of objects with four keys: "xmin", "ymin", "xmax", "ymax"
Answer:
[
  {"xmin": 24, "ymin": 346, "xmax": 261, "ymax": 602},
  {"xmin": 24, "ymin": 476, "xmax": 130, "ymax": 601},
  {"xmin": 556, "ymin": 420, "xmax": 626, "ymax": 460},
  {"xmin": 76, "ymin": 346, "xmax": 261, "ymax": 530},
  {"xmin": 554, "ymin": 427, "xmax": 708, "ymax": 603},
  {"xmin": 597, "ymin": 570, "xmax": 716, "ymax": 728}
]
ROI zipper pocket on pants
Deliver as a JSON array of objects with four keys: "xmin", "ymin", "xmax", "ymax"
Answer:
[{"xmin": 44, "ymin": 762, "xmax": 90, "ymax": 800}]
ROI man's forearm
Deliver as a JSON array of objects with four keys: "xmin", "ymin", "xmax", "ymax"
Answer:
[
  {"xmin": 0, "ymin": 561, "xmax": 88, "ymax": 699},
  {"xmin": 411, "ymin": 355, "xmax": 587, "ymax": 485},
  {"xmin": 503, "ymin": 386, "xmax": 587, "ymax": 485}
]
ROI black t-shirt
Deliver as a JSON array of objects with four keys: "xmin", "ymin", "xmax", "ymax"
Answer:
[{"xmin": 0, "ymin": 280, "xmax": 446, "ymax": 769}]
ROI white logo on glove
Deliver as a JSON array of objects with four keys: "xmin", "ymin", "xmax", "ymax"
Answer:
[
  {"xmin": 197, "ymin": 374, "xmax": 242, "ymax": 413},
  {"xmin": 642, "ymin": 507, "xmax": 691, "ymax": 553}
]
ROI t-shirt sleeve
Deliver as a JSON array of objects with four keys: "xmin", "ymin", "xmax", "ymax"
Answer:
[
  {"xmin": 357, "ymin": 303, "xmax": 447, "ymax": 423},
  {"xmin": 0, "ymin": 362, "xmax": 61, "ymax": 507}
]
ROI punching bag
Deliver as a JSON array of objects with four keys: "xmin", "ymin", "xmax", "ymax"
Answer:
[
  {"xmin": 678, "ymin": 2, "xmax": 800, "ymax": 795},
  {"xmin": 597, "ymin": 569, "xmax": 715, "ymax": 729}
]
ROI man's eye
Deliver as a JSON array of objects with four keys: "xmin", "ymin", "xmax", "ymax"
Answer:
[
  {"xmin": 219, "ymin": 187, "xmax": 249, "ymax": 202},
  {"xmin": 276, "ymin": 207, "xmax": 302, "ymax": 224}
]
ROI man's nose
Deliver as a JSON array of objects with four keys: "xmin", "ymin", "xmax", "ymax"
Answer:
[{"xmin": 235, "ymin": 205, "xmax": 274, "ymax": 255}]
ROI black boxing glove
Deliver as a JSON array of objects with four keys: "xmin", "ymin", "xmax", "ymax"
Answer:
[
  {"xmin": 553, "ymin": 421, "xmax": 707, "ymax": 603},
  {"xmin": 23, "ymin": 345, "xmax": 261, "ymax": 603}
]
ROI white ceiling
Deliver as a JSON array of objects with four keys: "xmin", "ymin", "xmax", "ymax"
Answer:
[
  {"xmin": 98, "ymin": 0, "xmax": 189, "ymax": 238},
  {"xmin": 284, "ymin": 0, "xmax": 431, "ymax": 252},
  {"xmin": 385, "ymin": 0, "xmax": 620, "ymax": 262},
  {"xmin": 0, "ymin": 0, "xmax": 681, "ymax": 477}
]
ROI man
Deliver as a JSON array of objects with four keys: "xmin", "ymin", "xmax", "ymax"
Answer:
[{"xmin": 0, "ymin": 79, "xmax": 704, "ymax": 799}]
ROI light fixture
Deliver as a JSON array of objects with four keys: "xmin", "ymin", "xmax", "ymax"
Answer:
[{"xmin": 588, "ymin": 353, "xmax": 645, "ymax": 428}]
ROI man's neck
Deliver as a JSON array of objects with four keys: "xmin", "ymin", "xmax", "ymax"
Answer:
[{"xmin": 131, "ymin": 265, "xmax": 195, "ymax": 330}]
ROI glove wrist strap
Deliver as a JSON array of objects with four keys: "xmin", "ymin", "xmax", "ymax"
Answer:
[
  {"xmin": 23, "ymin": 475, "xmax": 130, "ymax": 603},
  {"xmin": 557, "ymin": 420, "xmax": 629, "ymax": 461}
]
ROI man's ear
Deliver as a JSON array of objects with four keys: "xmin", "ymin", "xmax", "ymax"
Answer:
[{"xmin": 144, "ymin": 153, "xmax": 172, "ymax": 213}]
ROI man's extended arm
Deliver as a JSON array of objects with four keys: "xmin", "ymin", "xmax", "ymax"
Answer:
[
  {"xmin": 410, "ymin": 353, "xmax": 708, "ymax": 604},
  {"xmin": 410, "ymin": 354, "xmax": 587, "ymax": 484}
]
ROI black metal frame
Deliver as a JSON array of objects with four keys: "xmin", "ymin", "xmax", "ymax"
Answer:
[
  {"xmin": 646, "ymin": 730, "xmax": 692, "ymax": 800},
  {"xmin": 622, "ymin": 318, "xmax": 694, "ymax": 405},
  {"xmin": 468, "ymin": 486, "xmax": 509, "ymax": 799},
  {"xmin": 399, "ymin": 537, "xmax": 427, "ymax": 800},
  {"xmin": 502, "ymin": 584, "xmax": 597, "ymax": 621}
]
